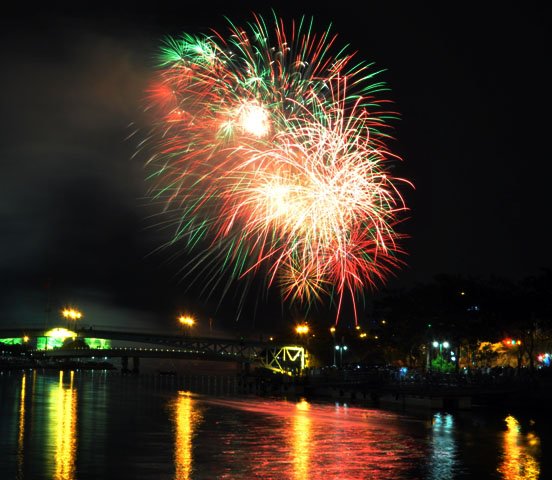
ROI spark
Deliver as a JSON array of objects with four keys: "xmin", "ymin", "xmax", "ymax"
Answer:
[{"xmin": 143, "ymin": 13, "xmax": 411, "ymax": 323}]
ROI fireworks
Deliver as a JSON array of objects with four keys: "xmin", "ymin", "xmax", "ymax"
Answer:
[{"xmin": 143, "ymin": 13, "xmax": 411, "ymax": 322}]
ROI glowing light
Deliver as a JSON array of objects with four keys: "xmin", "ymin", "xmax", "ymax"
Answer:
[
  {"xmin": 263, "ymin": 345, "xmax": 308, "ymax": 373},
  {"xmin": 442, "ymin": 341, "xmax": 450, "ymax": 349},
  {"xmin": 295, "ymin": 324, "xmax": 309, "ymax": 335},
  {"xmin": 432, "ymin": 341, "xmax": 439, "ymax": 348},
  {"xmin": 61, "ymin": 308, "xmax": 82, "ymax": 321},
  {"xmin": 178, "ymin": 315, "xmax": 195, "ymax": 328},
  {"xmin": 38, "ymin": 330, "xmax": 78, "ymax": 350},
  {"xmin": 0, "ymin": 337, "xmax": 24, "ymax": 345},
  {"xmin": 45, "ymin": 328, "xmax": 77, "ymax": 340},
  {"xmin": 84, "ymin": 338, "xmax": 111, "ymax": 349}
]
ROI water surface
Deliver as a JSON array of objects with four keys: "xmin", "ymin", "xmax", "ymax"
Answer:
[{"xmin": 0, "ymin": 370, "xmax": 544, "ymax": 479}]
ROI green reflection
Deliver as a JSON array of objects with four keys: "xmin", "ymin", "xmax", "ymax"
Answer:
[
  {"xmin": 497, "ymin": 415, "xmax": 540, "ymax": 480},
  {"xmin": 17, "ymin": 373, "xmax": 27, "ymax": 479}
]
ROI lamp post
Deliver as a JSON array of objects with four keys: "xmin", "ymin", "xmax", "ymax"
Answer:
[
  {"xmin": 330, "ymin": 327, "xmax": 336, "ymax": 366},
  {"xmin": 295, "ymin": 324, "xmax": 309, "ymax": 346},
  {"xmin": 178, "ymin": 315, "xmax": 195, "ymax": 336},
  {"xmin": 431, "ymin": 340, "xmax": 450, "ymax": 371},
  {"xmin": 335, "ymin": 343, "xmax": 348, "ymax": 368},
  {"xmin": 432, "ymin": 340, "xmax": 450, "ymax": 354},
  {"xmin": 62, "ymin": 308, "xmax": 82, "ymax": 330}
]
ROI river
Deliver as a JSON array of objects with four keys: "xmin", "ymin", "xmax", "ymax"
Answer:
[{"xmin": 0, "ymin": 370, "xmax": 546, "ymax": 479}]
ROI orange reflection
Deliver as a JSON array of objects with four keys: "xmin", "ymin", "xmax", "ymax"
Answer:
[
  {"xmin": 291, "ymin": 399, "xmax": 312, "ymax": 480},
  {"xmin": 17, "ymin": 373, "xmax": 27, "ymax": 478},
  {"xmin": 173, "ymin": 391, "xmax": 203, "ymax": 480},
  {"xmin": 52, "ymin": 371, "xmax": 77, "ymax": 480},
  {"xmin": 497, "ymin": 415, "xmax": 540, "ymax": 480}
]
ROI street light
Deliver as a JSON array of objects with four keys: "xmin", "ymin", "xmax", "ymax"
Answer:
[
  {"xmin": 335, "ymin": 344, "xmax": 348, "ymax": 368},
  {"xmin": 330, "ymin": 327, "xmax": 336, "ymax": 366},
  {"xmin": 295, "ymin": 324, "xmax": 309, "ymax": 335},
  {"xmin": 295, "ymin": 324, "xmax": 309, "ymax": 348},
  {"xmin": 178, "ymin": 315, "xmax": 195, "ymax": 336},
  {"xmin": 430, "ymin": 340, "xmax": 451, "ymax": 370},
  {"xmin": 432, "ymin": 340, "xmax": 450, "ymax": 354},
  {"xmin": 62, "ymin": 308, "xmax": 82, "ymax": 329}
]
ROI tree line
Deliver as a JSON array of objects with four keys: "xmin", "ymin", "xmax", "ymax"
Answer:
[{"xmin": 368, "ymin": 269, "xmax": 552, "ymax": 371}]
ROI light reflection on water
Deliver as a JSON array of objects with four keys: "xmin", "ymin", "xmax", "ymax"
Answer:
[
  {"xmin": 17, "ymin": 372, "xmax": 26, "ymax": 479},
  {"xmin": 429, "ymin": 412, "xmax": 457, "ymax": 479},
  {"xmin": 498, "ymin": 415, "xmax": 540, "ymax": 479},
  {"xmin": 173, "ymin": 391, "xmax": 203, "ymax": 480},
  {"xmin": 51, "ymin": 370, "xmax": 77, "ymax": 480},
  {"xmin": 173, "ymin": 396, "xmax": 428, "ymax": 478},
  {"xmin": 0, "ymin": 371, "xmax": 545, "ymax": 480},
  {"xmin": 291, "ymin": 399, "xmax": 311, "ymax": 480}
]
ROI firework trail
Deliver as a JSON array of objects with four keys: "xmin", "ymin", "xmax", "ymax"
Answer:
[{"xmin": 143, "ymin": 13, "xmax": 411, "ymax": 323}]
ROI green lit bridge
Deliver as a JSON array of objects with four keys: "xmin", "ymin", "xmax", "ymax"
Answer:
[{"xmin": 0, "ymin": 326, "xmax": 308, "ymax": 375}]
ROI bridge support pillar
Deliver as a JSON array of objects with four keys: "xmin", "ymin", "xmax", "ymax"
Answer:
[
  {"xmin": 121, "ymin": 356, "xmax": 129, "ymax": 373},
  {"xmin": 132, "ymin": 356, "xmax": 140, "ymax": 374}
]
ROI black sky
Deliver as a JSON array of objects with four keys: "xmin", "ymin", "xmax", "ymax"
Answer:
[{"xmin": 0, "ymin": 2, "xmax": 549, "ymax": 332}]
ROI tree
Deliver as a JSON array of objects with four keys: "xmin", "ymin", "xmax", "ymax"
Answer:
[{"xmin": 431, "ymin": 354, "xmax": 455, "ymax": 373}]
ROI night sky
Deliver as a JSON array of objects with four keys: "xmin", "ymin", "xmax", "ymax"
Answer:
[{"xmin": 0, "ymin": 2, "xmax": 549, "ymax": 333}]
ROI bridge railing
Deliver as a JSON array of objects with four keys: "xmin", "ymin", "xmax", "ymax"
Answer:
[{"xmin": 1, "ymin": 327, "xmax": 309, "ymax": 375}]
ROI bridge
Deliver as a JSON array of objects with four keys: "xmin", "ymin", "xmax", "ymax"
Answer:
[{"xmin": 0, "ymin": 326, "xmax": 308, "ymax": 375}]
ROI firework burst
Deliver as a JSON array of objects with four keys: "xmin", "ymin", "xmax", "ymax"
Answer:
[{"xmin": 143, "ymin": 13, "xmax": 411, "ymax": 323}]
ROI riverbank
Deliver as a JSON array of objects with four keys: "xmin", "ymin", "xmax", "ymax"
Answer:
[
  {"xmin": 3, "ymin": 357, "xmax": 551, "ymax": 410},
  {"xmin": 238, "ymin": 368, "xmax": 552, "ymax": 411}
]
